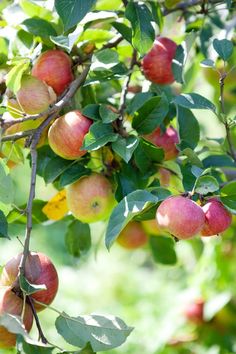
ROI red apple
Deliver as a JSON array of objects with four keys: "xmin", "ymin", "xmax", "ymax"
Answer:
[
  {"xmin": 66, "ymin": 173, "xmax": 116, "ymax": 223},
  {"xmin": 16, "ymin": 75, "xmax": 56, "ymax": 115},
  {"xmin": 32, "ymin": 49, "xmax": 74, "ymax": 95},
  {"xmin": 184, "ymin": 299, "xmax": 204, "ymax": 324},
  {"xmin": 48, "ymin": 110, "xmax": 92, "ymax": 160},
  {"xmin": 159, "ymin": 167, "xmax": 171, "ymax": 187},
  {"xmin": 201, "ymin": 199, "xmax": 232, "ymax": 236},
  {"xmin": 142, "ymin": 36, "xmax": 177, "ymax": 85},
  {"xmin": 117, "ymin": 221, "xmax": 148, "ymax": 249},
  {"xmin": 156, "ymin": 196, "xmax": 205, "ymax": 239},
  {"xmin": 0, "ymin": 252, "xmax": 59, "ymax": 312},
  {"xmin": 0, "ymin": 286, "xmax": 33, "ymax": 348},
  {"xmin": 144, "ymin": 126, "xmax": 179, "ymax": 160}
]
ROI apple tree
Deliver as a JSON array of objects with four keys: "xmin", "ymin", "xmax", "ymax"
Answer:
[{"xmin": 0, "ymin": 0, "xmax": 235, "ymax": 353}]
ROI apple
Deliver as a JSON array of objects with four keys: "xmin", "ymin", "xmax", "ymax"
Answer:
[
  {"xmin": 32, "ymin": 49, "xmax": 74, "ymax": 95},
  {"xmin": 159, "ymin": 167, "xmax": 171, "ymax": 187},
  {"xmin": 0, "ymin": 286, "xmax": 33, "ymax": 348},
  {"xmin": 184, "ymin": 299, "xmax": 204, "ymax": 324},
  {"xmin": 48, "ymin": 110, "xmax": 92, "ymax": 160},
  {"xmin": 144, "ymin": 126, "xmax": 179, "ymax": 160},
  {"xmin": 142, "ymin": 36, "xmax": 177, "ymax": 85},
  {"xmin": 201, "ymin": 198, "xmax": 232, "ymax": 236},
  {"xmin": 117, "ymin": 221, "xmax": 148, "ymax": 249},
  {"xmin": 16, "ymin": 75, "xmax": 56, "ymax": 115},
  {"xmin": 0, "ymin": 252, "xmax": 59, "ymax": 312},
  {"xmin": 156, "ymin": 196, "xmax": 205, "ymax": 239},
  {"xmin": 66, "ymin": 173, "xmax": 116, "ymax": 223},
  {"xmin": 141, "ymin": 219, "xmax": 163, "ymax": 236}
]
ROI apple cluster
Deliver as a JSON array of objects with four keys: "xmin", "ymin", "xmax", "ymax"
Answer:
[{"xmin": 0, "ymin": 252, "xmax": 58, "ymax": 348}]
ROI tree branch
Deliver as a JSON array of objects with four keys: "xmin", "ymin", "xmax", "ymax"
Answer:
[
  {"xmin": 163, "ymin": 0, "xmax": 226, "ymax": 15},
  {"xmin": 27, "ymin": 297, "xmax": 48, "ymax": 344}
]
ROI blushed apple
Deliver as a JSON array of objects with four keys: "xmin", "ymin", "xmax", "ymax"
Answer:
[
  {"xmin": 32, "ymin": 49, "xmax": 74, "ymax": 95},
  {"xmin": 117, "ymin": 221, "xmax": 148, "ymax": 249},
  {"xmin": 48, "ymin": 110, "xmax": 92, "ymax": 160},
  {"xmin": 66, "ymin": 173, "xmax": 116, "ymax": 223},
  {"xmin": 156, "ymin": 196, "xmax": 205, "ymax": 239},
  {"xmin": 184, "ymin": 298, "xmax": 204, "ymax": 324},
  {"xmin": 142, "ymin": 36, "xmax": 177, "ymax": 85},
  {"xmin": 201, "ymin": 198, "xmax": 232, "ymax": 236},
  {"xmin": 144, "ymin": 126, "xmax": 179, "ymax": 160}
]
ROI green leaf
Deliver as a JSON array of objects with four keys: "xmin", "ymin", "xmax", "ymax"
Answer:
[
  {"xmin": 203, "ymin": 154, "xmax": 236, "ymax": 168},
  {"xmin": 177, "ymin": 106, "xmax": 200, "ymax": 150},
  {"xmin": 200, "ymin": 59, "xmax": 215, "ymax": 68},
  {"xmin": 204, "ymin": 292, "xmax": 231, "ymax": 321},
  {"xmin": 0, "ymin": 210, "xmax": 8, "ymax": 239},
  {"xmin": 55, "ymin": 313, "xmax": 133, "ymax": 351},
  {"xmin": 172, "ymin": 45, "xmax": 185, "ymax": 84},
  {"xmin": 134, "ymin": 138, "xmax": 164, "ymax": 173},
  {"xmin": 105, "ymin": 190, "xmax": 159, "ymax": 249},
  {"xmin": 180, "ymin": 148, "xmax": 203, "ymax": 168},
  {"xmin": 99, "ymin": 105, "xmax": 118, "ymax": 123},
  {"xmin": 173, "ymin": 93, "xmax": 216, "ymax": 113},
  {"xmin": 19, "ymin": 0, "xmax": 53, "ymax": 21},
  {"xmin": 7, "ymin": 200, "xmax": 47, "ymax": 225},
  {"xmin": 43, "ymin": 157, "xmax": 73, "ymax": 184},
  {"xmin": 22, "ymin": 17, "xmax": 57, "ymax": 38},
  {"xmin": 0, "ymin": 37, "xmax": 8, "ymax": 65},
  {"xmin": 59, "ymin": 164, "xmax": 91, "ymax": 188},
  {"xmin": 92, "ymin": 49, "xmax": 119, "ymax": 68},
  {"xmin": 221, "ymin": 181, "xmax": 236, "ymax": 196},
  {"xmin": 112, "ymin": 136, "xmax": 139, "ymax": 163},
  {"xmin": 17, "ymin": 336, "xmax": 54, "ymax": 353},
  {"xmin": 220, "ymin": 195, "xmax": 236, "ymax": 215},
  {"xmin": 82, "ymin": 104, "xmax": 101, "ymax": 121},
  {"xmin": 50, "ymin": 28, "xmax": 82, "ymax": 53},
  {"xmin": 132, "ymin": 95, "xmax": 169, "ymax": 134},
  {"xmin": 82, "ymin": 122, "xmax": 118, "ymax": 151},
  {"xmin": 65, "ymin": 220, "xmax": 91, "ymax": 258},
  {"xmin": 149, "ymin": 236, "xmax": 177, "ymax": 265},
  {"xmin": 19, "ymin": 275, "xmax": 46, "ymax": 296},
  {"xmin": 0, "ymin": 314, "xmax": 30, "ymax": 340},
  {"xmin": 194, "ymin": 176, "xmax": 219, "ymax": 195},
  {"xmin": 213, "ymin": 39, "xmax": 233, "ymax": 61},
  {"xmin": 0, "ymin": 160, "xmax": 14, "ymax": 204},
  {"xmin": 148, "ymin": 2, "xmax": 163, "ymax": 32},
  {"xmin": 127, "ymin": 92, "xmax": 154, "ymax": 116},
  {"xmin": 112, "ymin": 22, "xmax": 132, "ymax": 43},
  {"xmin": 55, "ymin": 0, "xmax": 96, "ymax": 32},
  {"xmin": 125, "ymin": 2, "xmax": 155, "ymax": 55},
  {"xmin": 6, "ymin": 60, "xmax": 30, "ymax": 94}
]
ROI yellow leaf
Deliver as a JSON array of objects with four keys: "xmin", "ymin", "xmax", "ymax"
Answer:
[{"xmin": 42, "ymin": 190, "xmax": 68, "ymax": 221}]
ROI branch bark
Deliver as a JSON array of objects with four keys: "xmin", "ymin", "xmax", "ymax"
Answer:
[{"xmin": 163, "ymin": 0, "xmax": 225, "ymax": 15}]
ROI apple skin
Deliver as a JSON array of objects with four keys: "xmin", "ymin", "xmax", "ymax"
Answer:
[
  {"xmin": 141, "ymin": 219, "xmax": 163, "ymax": 236},
  {"xmin": 48, "ymin": 110, "xmax": 92, "ymax": 160},
  {"xmin": 156, "ymin": 196, "xmax": 205, "ymax": 239},
  {"xmin": 32, "ymin": 49, "xmax": 74, "ymax": 95},
  {"xmin": 144, "ymin": 126, "xmax": 179, "ymax": 160},
  {"xmin": 0, "ymin": 286, "xmax": 33, "ymax": 348},
  {"xmin": 66, "ymin": 173, "xmax": 116, "ymax": 223},
  {"xmin": 142, "ymin": 37, "xmax": 177, "ymax": 85},
  {"xmin": 0, "ymin": 252, "xmax": 59, "ymax": 312},
  {"xmin": 16, "ymin": 75, "xmax": 56, "ymax": 115},
  {"xmin": 117, "ymin": 221, "xmax": 148, "ymax": 249},
  {"xmin": 184, "ymin": 299, "xmax": 204, "ymax": 324},
  {"xmin": 201, "ymin": 199, "xmax": 232, "ymax": 236},
  {"xmin": 159, "ymin": 167, "xmax": 171, "ymax": 187}
]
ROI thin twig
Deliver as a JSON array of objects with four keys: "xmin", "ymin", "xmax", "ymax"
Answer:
[
  {"xmin": 163, "ymin": 0, "xmax": 226, "ymax": 15},
  {"xmin": 27, "ymin": 297, "xmax": 48, "ymax": 344}
]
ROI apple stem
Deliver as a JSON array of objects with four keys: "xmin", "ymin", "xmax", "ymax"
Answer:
[{"xmin": 27, "ymin": 297, "xmax": 48, "ymax": 344}]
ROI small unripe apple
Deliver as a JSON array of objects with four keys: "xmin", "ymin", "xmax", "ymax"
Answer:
[
  {"xmin": 32, "ymin": 49, "xmax": 74, "ymax": 95},
  {"xmin": 66, "ymin": 173, "xmax": 116, "ymax": 223},
  {"xmin": 141, "ymin": 219, "xmax": 163, "ymax": 236},
  {"xmin": 0, "ymin": 252, "xmax": 59, "ymax": 312},
  {"xmin": 0, "ymin": 286, "xmax": 33, "ymax": 348},
  {"xmin": 142, "ymin": 36, "xmax": 177, "ymax": 85},
  {"xmin": 184, "ymin": 299, "xmax": 204, "ymax": 324},
  {"xmin": 117, "ymin": 221, "xmax": 148, "ymax": 249},
  {"xmin": 16, "ymin": 75, "xmax": 56, "ymax": 115},
  {"xmin": 144, "ymin": 126, "xmax": 179, "ymax": 160},
  {"xmin": 201, "ymin": 199, "xmax": 232, "ymax": 236},
  {"xmin": 48, "ymin": 110, "xmax": 92, "ymax": 160},
  {"xmin": 156, "ymin": 196, "xmax": 205, "ymax": 239}
]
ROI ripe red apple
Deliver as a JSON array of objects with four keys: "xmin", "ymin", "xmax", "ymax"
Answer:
[
  {"xmin": 0, "ymin": 286, "xmax": 33, "ymax": 348},
  {"xmin": 201, "ymin": 199, "xmax": 232, "ymax": 236},
  {"xmin": 48, "ymin": 110, "xmax": 92, "ymax": 160},
  {"xmin": 156, "ymin": 196, "xmax": 205, "ymax": 239},
  {"xmin": 184, "ymin": 299, "xmax": 204, "ymax": 324},
  {"xmin": 32, "ymin": 49, "xmax": 74, "ymax": 95},
  {"xmin": 0, "ymin": 252, "xmax": 59, "ymax": 312},
  {"xmin": 66, "ymin": 173, "xmax": 116, "ymax": 223},
  {"xmin": 117, "ymin": 221, "xmax": 148, "ymax": 249},
  {"xmin": 142, "ymin": 36, "xmax": 177, "ymax": 85},
  {"xmin": 144, "ymin": 126, "xmax": 179, "ymax": 160},
  {"xmin": 16, "ymin": 75, "xmax": 56, "ymax": 115}
]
